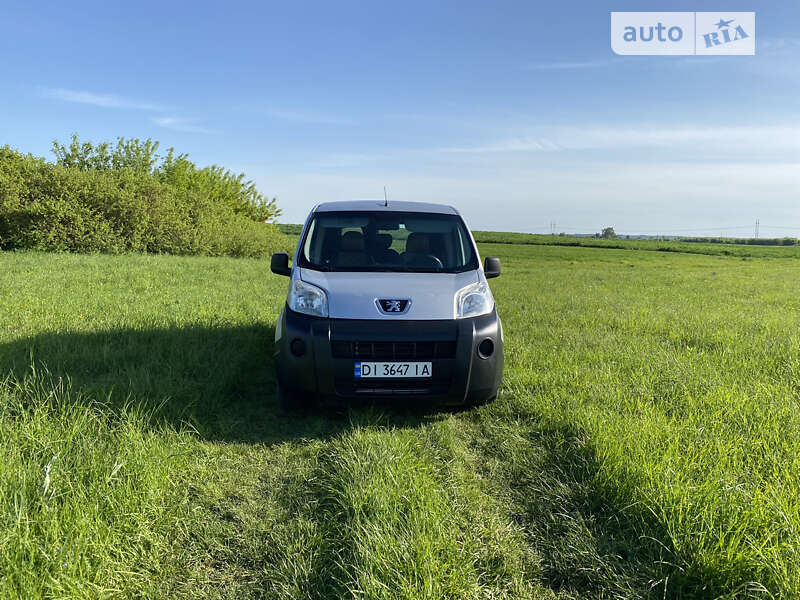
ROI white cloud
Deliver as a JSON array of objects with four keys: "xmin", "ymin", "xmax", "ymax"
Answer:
[
  {"xmin": 308, "ymin": 152, "xmax": 388, "ymax": 168},
  {"xmin": 260, "ymin": 108, "xmax": 353, "ymax": 125},
  {"xmin": 759, "ymin": 38, "xmax": 800, "ymax": 57},
  {"xmin": 40, "ymin": 87, "xmax": 167, "ymax": 111},
  {"xmin": 438, "ymin": 125, "xmax": 800, "ymax": 154},
  {"xmin": 152, "ymin": 117, "xmax": 216, "ymax": 134},
  {"xmin": 41, "ymin": 87, "xmax": 215, "ymax": 134},
  {"xmin": 440, "ymin": 137, "xmax": 562, "ymax": 153}
]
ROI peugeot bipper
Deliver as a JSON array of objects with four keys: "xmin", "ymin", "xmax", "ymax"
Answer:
[{"xmin": 270, "ymin": 201, "xmax": 503, "ymax": 410}]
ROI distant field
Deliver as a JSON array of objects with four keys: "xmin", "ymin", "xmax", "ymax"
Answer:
[
  {"xmin": 278, "ymin": 223, "xmax": 800, "ymax": 258},
  {"xmin": 2, "ymin": 245, "xmax": 799, "ymax": 598},
  {"xmin": 472, "ymin": 230, "xmax": 800, "ymax": 258}
]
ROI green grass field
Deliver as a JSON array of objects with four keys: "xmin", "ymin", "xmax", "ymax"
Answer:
[
  {"xmin": 471, "ymin": 230, "xmax": 800, "ymax": 259},
  {"xmin": 2, "ymin": 243, "xmax": 799, "ymax": 598}
]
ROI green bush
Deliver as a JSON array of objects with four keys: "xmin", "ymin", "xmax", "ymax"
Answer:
[
  {"xmin": 277, "ymin": 223, "xmax": 304, "ymax": 236},
  {"xmin": 680, "ymin": 236, "xmax": 798, "ymax": 246},
  {"xmin": 0, "ymin": 137, "xmax": 292, "ymax": 257}
]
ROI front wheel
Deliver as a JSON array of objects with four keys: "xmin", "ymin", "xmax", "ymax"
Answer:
[
  {"xmin": 276, "ymin": 381, "xmax": 308, "ymax": 412},
  {"xmin": 466, "ymin": 393, "xmax": 497, "ymax": 409}
]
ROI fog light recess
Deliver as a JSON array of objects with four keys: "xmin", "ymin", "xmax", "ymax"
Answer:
[
  {"xmin": 477, "ymin": 338, "xmax": 494, "ymax": 359},
  {"xmin": 290, "ymin": 338, "xmax": 307, "ymax": 357}
]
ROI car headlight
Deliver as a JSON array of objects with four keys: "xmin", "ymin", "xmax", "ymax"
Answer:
[
  {"xmin": 288, "ymin": 279, "xmax": 328, "ymax": 317},
  {"xmin": 455, "ymin": 281, "xmax": 494, "ymax": 318}
]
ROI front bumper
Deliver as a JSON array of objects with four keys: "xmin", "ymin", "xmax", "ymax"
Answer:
[{"xmin": 274, "ymin": 306, "xmax": 503, "ymax": 406}]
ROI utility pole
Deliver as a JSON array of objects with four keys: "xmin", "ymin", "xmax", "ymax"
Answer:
[{"xmin": 755, "ymin": 219, "xmax": 759, "ymax": 239}]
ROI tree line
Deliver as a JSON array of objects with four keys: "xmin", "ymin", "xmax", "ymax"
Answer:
[{"xmin": 0, "ymin": 135, "xmax": 289, "ymax": 257}]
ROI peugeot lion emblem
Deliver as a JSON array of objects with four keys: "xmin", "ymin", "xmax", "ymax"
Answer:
[{"xmin": 376, "ymin": 298, "xmax": 411, "ymax": 314}]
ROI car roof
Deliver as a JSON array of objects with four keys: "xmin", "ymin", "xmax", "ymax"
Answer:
[{"xmin": 313, "ymin": 200, "xmax": 459, "ymax": 215}]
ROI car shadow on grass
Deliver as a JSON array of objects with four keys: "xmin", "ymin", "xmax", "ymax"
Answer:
[{"xmin": 0, "ymin": 323, "xmax": 442, "ymax": 443}]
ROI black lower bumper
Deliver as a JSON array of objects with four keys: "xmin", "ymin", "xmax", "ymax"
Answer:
[{"xmin": 274, "ymin": 306, "xmax": 503, "ymax": 406}]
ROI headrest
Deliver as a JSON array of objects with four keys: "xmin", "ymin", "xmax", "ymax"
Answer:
[
  {"xmin": 376, "ymin": 233, "xmax": 393, "ymax": 250},
  {"xmin": 340, "ymin": 230, "xmax": 365, "ymax": 252},
  {"xmin": 406, "ymin": 232, "xmax": 430, "ymax": 254}
]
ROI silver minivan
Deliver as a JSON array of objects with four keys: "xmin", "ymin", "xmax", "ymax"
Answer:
[{"xmin": 270, "ymin": 201, "xmax": 503, "ymax": 409}]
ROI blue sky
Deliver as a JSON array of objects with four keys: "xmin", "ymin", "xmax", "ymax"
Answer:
[{"xmin": 1, "ymin": 0, "xmax": 798, "ymax": 235}]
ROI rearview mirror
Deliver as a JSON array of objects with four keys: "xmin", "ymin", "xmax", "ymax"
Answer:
[
  {"xmin": 271, "ymin": 252, "xmax": 291, "ymax": 276},
  {"xmin": 484, "ymin": 256, "xmax": 501, "ymax": 279}
]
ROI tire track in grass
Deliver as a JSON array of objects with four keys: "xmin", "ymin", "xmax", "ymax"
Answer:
[
  {"xmin": 309, "ymin": 416, "xmax": 555, "ymax": 600},
  {"xmin": 165, "ymin": 430, "xmax": 351, "ymax": 600},
  {"xmin": 460, "ymin": 404, "xmax": 675, "ymax": 599},
  {"xmin": 176, "ymin": 415, "xmax": 552, "ymax": 599},
  {"xmin": 460, "ymin": 387, "xmax": 772, "ymax": 599}
]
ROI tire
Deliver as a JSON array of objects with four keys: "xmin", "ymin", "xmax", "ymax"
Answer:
[
  {"xmin": 466, "ymin": 392, "xmax": 497, "ymax": 409},
  {"xmin": 277, "ymin": 381, "xmax": 303, "ymax": 413}
]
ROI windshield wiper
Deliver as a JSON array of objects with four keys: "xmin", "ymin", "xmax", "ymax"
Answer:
[
  {"xmin": 307, "ymin": 265, "xmax": 450, "ymax": 273},
  {"xmin": 373, "ymin": 265, "xmax": 445, "ymax": 273}
]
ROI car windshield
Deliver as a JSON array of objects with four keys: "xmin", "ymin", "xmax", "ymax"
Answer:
[{"xmin": 298, "ymin": 211, "xmax": 478, "ymax": 273}]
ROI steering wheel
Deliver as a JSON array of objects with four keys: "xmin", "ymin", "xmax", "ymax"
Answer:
[
  {"xmin": 411, "ymin": 254, "xmax": 443, "ymax": 269},
  {"xmin": 427, "ymin": 255, "xmax": 444, "ymax": 269}
]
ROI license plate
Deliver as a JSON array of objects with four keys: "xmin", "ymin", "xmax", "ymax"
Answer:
[{"xmin": 354, "ymin": 361, "xmax": 432, "ymax": 378}]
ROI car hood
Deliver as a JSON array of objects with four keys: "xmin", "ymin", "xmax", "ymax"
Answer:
[{"xmin": 299, "ymin": 268, "xmax": 480, "ymax": 320}]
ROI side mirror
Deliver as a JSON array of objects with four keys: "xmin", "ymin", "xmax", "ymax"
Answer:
[
  {"xmin": 271, "ymin": 253, "xmax": 291, "ymax": 276},
  {"xmin": 484, "ymin": 256, "xmax": 501, "ymax": 279}
]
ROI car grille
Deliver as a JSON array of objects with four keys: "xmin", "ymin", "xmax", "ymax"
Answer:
[
  {"xmin": 331, "ymin": 340, "xmax": 457, "ymax": 360},
  {"xmin": 335, "ymin": 378, "xmax": 451, "ymax": 396}
]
